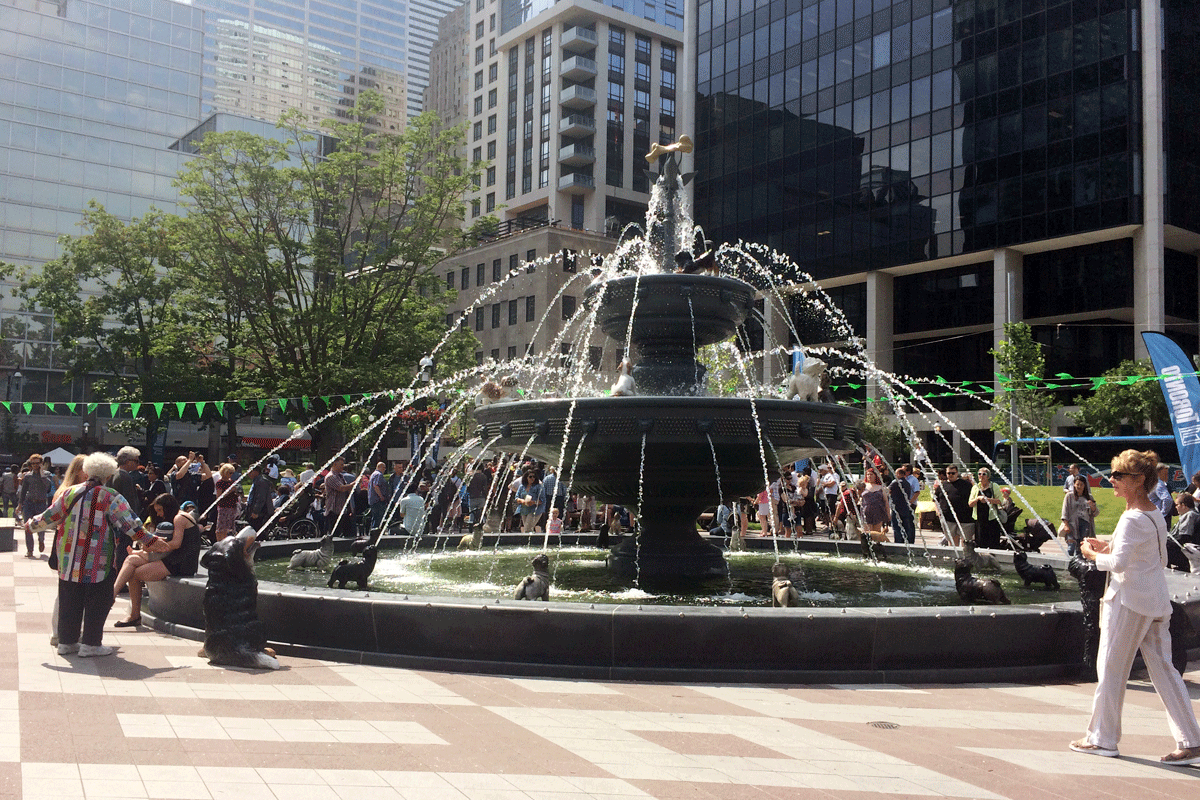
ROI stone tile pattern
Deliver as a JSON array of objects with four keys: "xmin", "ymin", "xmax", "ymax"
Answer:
[{"xmin": 2, "ymin": 526, "xmax": 1199, "ymax": 800}]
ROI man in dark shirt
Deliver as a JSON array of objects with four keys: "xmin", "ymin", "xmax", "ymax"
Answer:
[
  {"xmin": 888, "ymin": 466, "xmax": 916, "ymax": 544},
  {"xmin": 939, "ymin": 465, "xmax": 975, "ymax": 544},
  {"xmin": 244, "ymin": 464, "xmax": 275, "ymax": 531},
  {"xmin": 109, "ymin": 446, "xmax": 142, "ymax": 574}
]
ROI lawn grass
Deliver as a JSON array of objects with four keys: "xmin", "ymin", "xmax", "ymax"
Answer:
[{"xmin": 916, "ymin": 483, "xmax": 1123, "ymax": 537}]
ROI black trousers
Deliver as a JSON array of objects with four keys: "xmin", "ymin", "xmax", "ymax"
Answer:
[{"xmin": 58, "ymin": 573, "xmax": 115, "ymax": 647}]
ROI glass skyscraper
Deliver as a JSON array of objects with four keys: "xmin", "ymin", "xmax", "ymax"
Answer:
[{"xmin": 695, "ymin": 0, "xmax": 1200, "ymax": 454}]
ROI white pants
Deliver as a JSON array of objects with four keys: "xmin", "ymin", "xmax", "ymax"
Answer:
[{"xmin": 1085, "ymin": 599, "xmax": 1200, "ymax": 750}]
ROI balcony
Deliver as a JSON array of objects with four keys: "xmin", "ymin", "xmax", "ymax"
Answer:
[
  {"xmin": 558, "ymin": 143, "xmax": 595, "ymax": 166},
  {"xmin": 559, "ymin": 84, "xmax": 596, "ymax": 109},
  {"xmin": 559, "ymin": 113, "xmax": 595, "ymax": 136},
  {"xmin": 558, "ymin": 172, "xmax": 595, "ymax": 193},
  {"xmin": 561, "ymin": 26, "xmax": 597, "ymax": 53},
  {"xmin": 560, "ymin": 55, "xmax": 597, "ymax": 81}
]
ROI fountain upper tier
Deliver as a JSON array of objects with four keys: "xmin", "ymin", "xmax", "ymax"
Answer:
[{"xmin": 587, "ymin": 274, "xmax": 756, "ymax": 396}]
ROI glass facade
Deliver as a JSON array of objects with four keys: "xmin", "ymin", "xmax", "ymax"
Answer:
[
  {"xmin": 694, "ymin": 0, "xmax": 1143, "ymax": 280},
  {"xmin": 195, "ymin": 0, "xmax": 460, "ymax": 122},
  {"xmin": 0, "ymin": 0, "xmax": 205, "ymax": 400},
  {"xmin": 1164, "ymin": 0, "xmax": 1200, "ymax": 235}
]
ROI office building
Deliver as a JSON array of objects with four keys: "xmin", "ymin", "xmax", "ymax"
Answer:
[
  {"xmin": 694, "ymin": 0, "xmax": 1200, "ymax": 455},
  {"xmin": 431, "ymin": 0, "xmax": 688, "ymax": 370}
]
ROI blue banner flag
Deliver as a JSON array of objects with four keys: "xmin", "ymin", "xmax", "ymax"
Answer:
[{"xmin": 1142, "ymin": 332, "xmax": 1200, "ymax": 480}]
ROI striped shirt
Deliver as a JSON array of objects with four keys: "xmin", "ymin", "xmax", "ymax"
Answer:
[{"xmin": 29, "ymin": 483, "xmax": 156, "ymax": 583}]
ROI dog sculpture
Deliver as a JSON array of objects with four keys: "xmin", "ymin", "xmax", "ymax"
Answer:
[
  {"xmin": 674, "ymin": 248, "xmax": 718, "ymax": 275},
  {"xmin": 475, "ymin": 376, "xmax": 521, "ymax": 406},
  {"xmin": 953, "ymin": 559, "xmax": 1010, "ymax": 605},
  {"xmin": 327, "ymin": 544, "xmax": 378, "ymax": 589},
  {"xmin": 513, "ymin": 553, "xmax": 551, "ymax": 601},
  {"xmin": 611, "ymin": 358, "xmax": 636, "ymax": 397},
  {"xmin": 1012, "ymin": 551, "xmax": 1059, "ymax": 590},
  {"xmin": 350, "ymin": 536, "xmax": 372, "ymax": 556},
  {"xmin": 771, "ymin": 563, "xmax": 801, "ymax": 607},
  {"xmin": 1015, "ymin": 519, "xmax": 1054, "ymax": 552},
  {"xmin": 1068, "ymin": 556, "xmax": 1106, "ymax": 681},
  {"xmin": 198, "ymin": 526, "xmax": 280, "ymax": 670},
  {"xmin": 961, "ymin": 538, "xmax": 1002, "ymax": 571},
  {"xmin": 1165, "ymin": 536, "xmax": 1200, "ymax": 573},
  {"xmin": 859, "ymin": 531, "xmax": 886, "ymax": 561},
  {"xmin": 786, "ymin": 357, "xmax": 827, "ymax": 402},
  {"xmin": 288, "ymin": 534, "xmax": 334, "ymax": 570}
]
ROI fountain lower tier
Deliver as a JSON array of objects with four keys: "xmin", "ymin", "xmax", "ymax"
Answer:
[{"xmin": 474, "ymin": 396, "xmax": 862, "ymax": 582}]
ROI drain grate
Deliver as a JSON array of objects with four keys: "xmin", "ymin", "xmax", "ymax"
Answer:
[{"xmin": 868, "ymin": 721, "xmax": 900, "ymax": 729}]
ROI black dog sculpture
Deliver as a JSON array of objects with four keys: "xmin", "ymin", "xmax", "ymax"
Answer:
[
  {"xmin": 953, "ymin": 559, "xmax": 1010, "ymax": 605},
  {"xmin": 1012, "ymin": 551, "xmax": 1059, "ymax": 590},
  {"xmin": 327, "ymin": 545, "xmax": 378, "ymax": 589},
  {"xmin": 1068, "ymin": 555, "xmax": 1191, "ymax": 680},
  {"xmin": 859, "ymin": 532, "xmax": 887, "ymax": 561},
  {"xmin": 1015, "ymin": 519, "xmax": 1054, "ymax": 552},
  {"xmin": 199, "ymin": 526, "xmax": 281, "ymax": 670}
]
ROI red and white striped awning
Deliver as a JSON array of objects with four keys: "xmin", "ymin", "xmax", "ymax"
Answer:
[{"xmin": 240, "ymin": 436, "xmax": 312, "ymax": 450}]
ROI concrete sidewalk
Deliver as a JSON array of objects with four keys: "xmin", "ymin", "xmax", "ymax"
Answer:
[{"xmin": 1, "ymin": 522, "xmax": 1198, "ymax": 800}]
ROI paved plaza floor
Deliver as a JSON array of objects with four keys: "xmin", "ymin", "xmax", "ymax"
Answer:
[{"xmin": 1, "ymin": 526, "xmax": 1197, "ymax": 800}]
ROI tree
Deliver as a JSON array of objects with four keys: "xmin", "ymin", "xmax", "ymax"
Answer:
[
  {"xmin": 858, "ymin": 406, "xmax": 909, "ymax": 464},
  {"xmin": 989, "ymin": 322, "xmax": 1059, "ymax": 455},
  {"xmin": 1073, "ymin": 358, "xmax": 1170, "ymax": 435},
  {"xmin": 1, "ymin": 203, "xmax": 220, "ymax": 454},
  {"xmin": 173, "ymin": 91, "xmax": 482, "ymax": 457}
]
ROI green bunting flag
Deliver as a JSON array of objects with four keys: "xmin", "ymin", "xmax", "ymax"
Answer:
[
  {"xmin": 341, "ymin": 395, "xmax": 352, "ymax": 404},
  {"xmin": 65, "ymin": 403, "xmax": 76, "ymax": 413},
  {"xmin": 175, "ymin": 402, "xmax": 186, "ymax": 417},
  {"xmin": 278, "ymin": 398, "xmax": 288, "ymax": 414},
  {"xmin": 256, "ymin": 399, "xmax": 266, "ymax": 414},
  {"xmin": 130, "ymin": 403, "xmax": 141, "ymax": 418},
  {"xmin": 153, "ymin": 403, "xmax": 164, "ymax": 418},
  {"xmin": 302, "ymin": 396, "xmax": 310, "ymax": 411},
  {"xmin": 0, "ymin": 402, "xmax": 8, "ymax": 412},
  {"xmin": 214, "ymin": 401, "xmax": 224, "ymax": 415},
  {"xmin": 109, "ymin": 403, "xmax": 119, "ymax": 417},
  {"xmin": 196, "ymin": 401, "xmax": 207, "ymax": 418},
  {"xmin": 45, "ymin": 402, "xmax": 56, "ymax": 413},
  {"xmin": 87, "ymin": 403, "xmax": 97, "ymax": 414},
  {"xmin": 23, "ymin": 403, "xmax": 33, "ymax": 414}
]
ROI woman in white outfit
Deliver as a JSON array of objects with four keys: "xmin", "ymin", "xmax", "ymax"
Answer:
[{"xmin": 1070, "ymin": 449, "xmax": 1200, "ymax": 765}]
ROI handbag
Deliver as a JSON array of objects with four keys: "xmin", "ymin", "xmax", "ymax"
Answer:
[{"xmin": 996, "ymin": 504, "xmax": 1008, "ymax": 525}]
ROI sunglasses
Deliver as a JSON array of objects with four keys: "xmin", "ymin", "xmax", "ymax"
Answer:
[{"xmin": 1109, "ymin": 471, "xmax": 1132, "ymax": 480}]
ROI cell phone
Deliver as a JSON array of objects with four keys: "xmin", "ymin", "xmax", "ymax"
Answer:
[{"xmin": 189, "ymin": 463, "xmax": 201, "ymax": 474}]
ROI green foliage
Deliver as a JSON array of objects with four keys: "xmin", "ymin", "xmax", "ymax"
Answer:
[
  {"xmin": 1072, "ymin": 358, "xmax": 1170, "ymax": 435},
  {"xmin": 989, "ymin": 322, "xmax": 1059, "ymax": 454},
  {"xmin": 858, "ymin": 407, "xmax": 909, "ymax": 463}
]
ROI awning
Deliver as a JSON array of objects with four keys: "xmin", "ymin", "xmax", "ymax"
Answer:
[{"xmin": 240, "ymin": 436, "xmax": 312, "ymax": 450}]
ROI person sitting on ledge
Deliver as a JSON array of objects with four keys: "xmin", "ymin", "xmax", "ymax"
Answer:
[{"xmin": 111, "ymin": 493, "xmax": 202, "ymax": 629}]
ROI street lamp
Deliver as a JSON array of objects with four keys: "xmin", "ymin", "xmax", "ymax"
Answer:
[{"xmin": 4, "ymin": 370, "xmax": 21, "ymax": 401}]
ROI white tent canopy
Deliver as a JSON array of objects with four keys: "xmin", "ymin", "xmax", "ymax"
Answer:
[{"xmin": 40, "ymin": 447, "xmax": 77, "ymax": 467}]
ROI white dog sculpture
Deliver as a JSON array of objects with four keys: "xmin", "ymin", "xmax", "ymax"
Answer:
[
  {"xmin": 288, "ymin": 534, "xmax": 334, "ymax": 570},
  {"xmin": 475, "ymin": 376, "xmax": 521, "ymax": 406},
  {"xmin": 611, "ymin": 359, "xmax": 636, "ymax": 396},
  {"xmin": 786, "ymin": 356, "xmax": 827, "ymax": 401}
]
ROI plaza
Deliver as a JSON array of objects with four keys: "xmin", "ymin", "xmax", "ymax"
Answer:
[{"xmin": 1, "ymin": 521, "xmax": 1197, "ymax": 800}]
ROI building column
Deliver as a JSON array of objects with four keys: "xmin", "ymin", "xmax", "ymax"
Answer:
[
  {"xmin": 865, "ymin": 270, "xmax": 894, "ymax": 400},
  {"xmin": 994, "ymin": 247, "xmax": 1024, "ymax": 460},
  {"xmin": 1134, "ymin": 0, "xmax": 1166, "ymax": 359}
]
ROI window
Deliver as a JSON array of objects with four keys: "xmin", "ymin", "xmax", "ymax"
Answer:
[
  {"xmin": 475, "ymin": 350, "xmax": 483, "ymax": 365},
  {"xmin": 476, "ymin": 21, "xmax": 484, "ymax": 39},
  {"xmin": 491, "ymin": 304, "xmax": 501, "ymax": 328},
  {"xmin": 475, "ymin": 45, "xmax": 484, "ymax": 65},
  {"xmin": 488, "ymin": 114, "xmax": 497, "ymax": 133},
  {"xmin": 489, "ymin": 13, "xmax": 495, "ymax": 31},
  {"xmin": 491, "ymin": 348, "xmax": 500, "ymax": 362},
  {"xmin": 635, "ymin": 61, "xmax": 650, "ymax": 83},
  {"xmin": 559, "ymin": 342, "xmax": 573, "ymax": 370},
  {"xmin": 474, "ymin": 96, "xmax": 483, "ymax": 114},
  {"xmin": 473, "ymin": 121, "xmax": 482, "ymax": 140},
  {"xmin": 476, "ymin": 263, "xmax": 486, "ymax": 286},
  {"xmin": 507, "ymin": 345, "xmax": 517, "ymax": 361},
  {"xmin": 471, "ymin": 199, "xmax": 481, "ymax": 217},
  {"xmin": 661, "ymin": 43, "xmax": 676, "ymax": 65},
  {"xmin": 508, "ymin": 299, "xmax": 518, "ymax": 325},
  {"xmin": 486, "ymin": 192, "xmax": 495, "ymax": 212},
  {"xmin": 609, "ymin": 25, "xmax": 624, "ymax": 49},
  {"xmin": 489, "ymin": 63, "xmax": 498, "ymax": 82},
  {"xmin": 475, "ymin": 71, "xmax": 483, "ymax": 89},
  {"xmin": 509, "ymin": 253, "xmax": 519, "ymax": 273},
  {"xmin": 635, "ymin": 34, "xmax": 651, "ymax": 60},
  {"xmin": 493, "ymin": 257, "xmax": 503, "ymax": 282},
  {"xmin": 526, "ymin": 249, "xmax": 536, "ymax": 262},
  {"xmin": 486, "ymin": 166, "xmax": 495, "ymax": 186},
  {"xmin": 445, "ymin": 314, "xmax": 454, "ymax": 329},
  {"xmin": 562, "ymin": 295, "xmax": 576, "ymax": 319},
  {"xmin": 661, "ymin": 69, "xmax": 675, "ymax": 91},
  {"xmin": 473, "ymin": 146, "xmax": 481, "ymax": 162},
  {"xmin": 488, "ymin": 88, "xmax": 497, "ymax": 108},
  {"xmin": 474, "ymin": 307, "xmax": 484, "ymax": 331},
  {"xmin": 445, "ymin": 272, "xmax": 454, "ymax": 289},
  {"xmin": 525, "ymin": 295, "xmax": 536, "ymax": 322},
  {"xmin": 487, "ymin": 140, "xmax": 496, "ymax": 159}
]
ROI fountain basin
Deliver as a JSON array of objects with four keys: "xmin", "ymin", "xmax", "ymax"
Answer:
[{"xmin": 144, "ymin": 539, "xmax": 1200, "ymax": 683}]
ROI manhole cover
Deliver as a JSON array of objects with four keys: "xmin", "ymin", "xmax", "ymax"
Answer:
[{"xmin": 868, "ymin": 721, "xmax": 900, "ymax": 729}]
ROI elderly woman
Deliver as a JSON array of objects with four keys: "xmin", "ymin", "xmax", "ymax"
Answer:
[
  {"xmin": 24, "ymin": 452, "xmax": 167, "ymax": 657},
  {"xmin": 968, "ymin": 467, "xmax": 1003, "ymax": 549},
  {"xmin": 1071, "ymin": 449, "xmax": 1200, "ymax": 766}
]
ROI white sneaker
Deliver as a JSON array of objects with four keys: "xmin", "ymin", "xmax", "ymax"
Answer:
[
  {"xmin": 56, "ymin": 643, "xmax": 79, "ymax": 655},
  {"xmin": 77, "ymin": 644, "xmax": 114, "ymax": 658}
]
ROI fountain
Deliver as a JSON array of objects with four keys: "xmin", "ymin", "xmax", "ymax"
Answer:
[
  {"xmin": 142, "ymin": 136, "xmax": 1200, "ymax": 682},
  {"xmin": 474, "ymin": 139, "xmax": 860, "ymax": 585}
]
